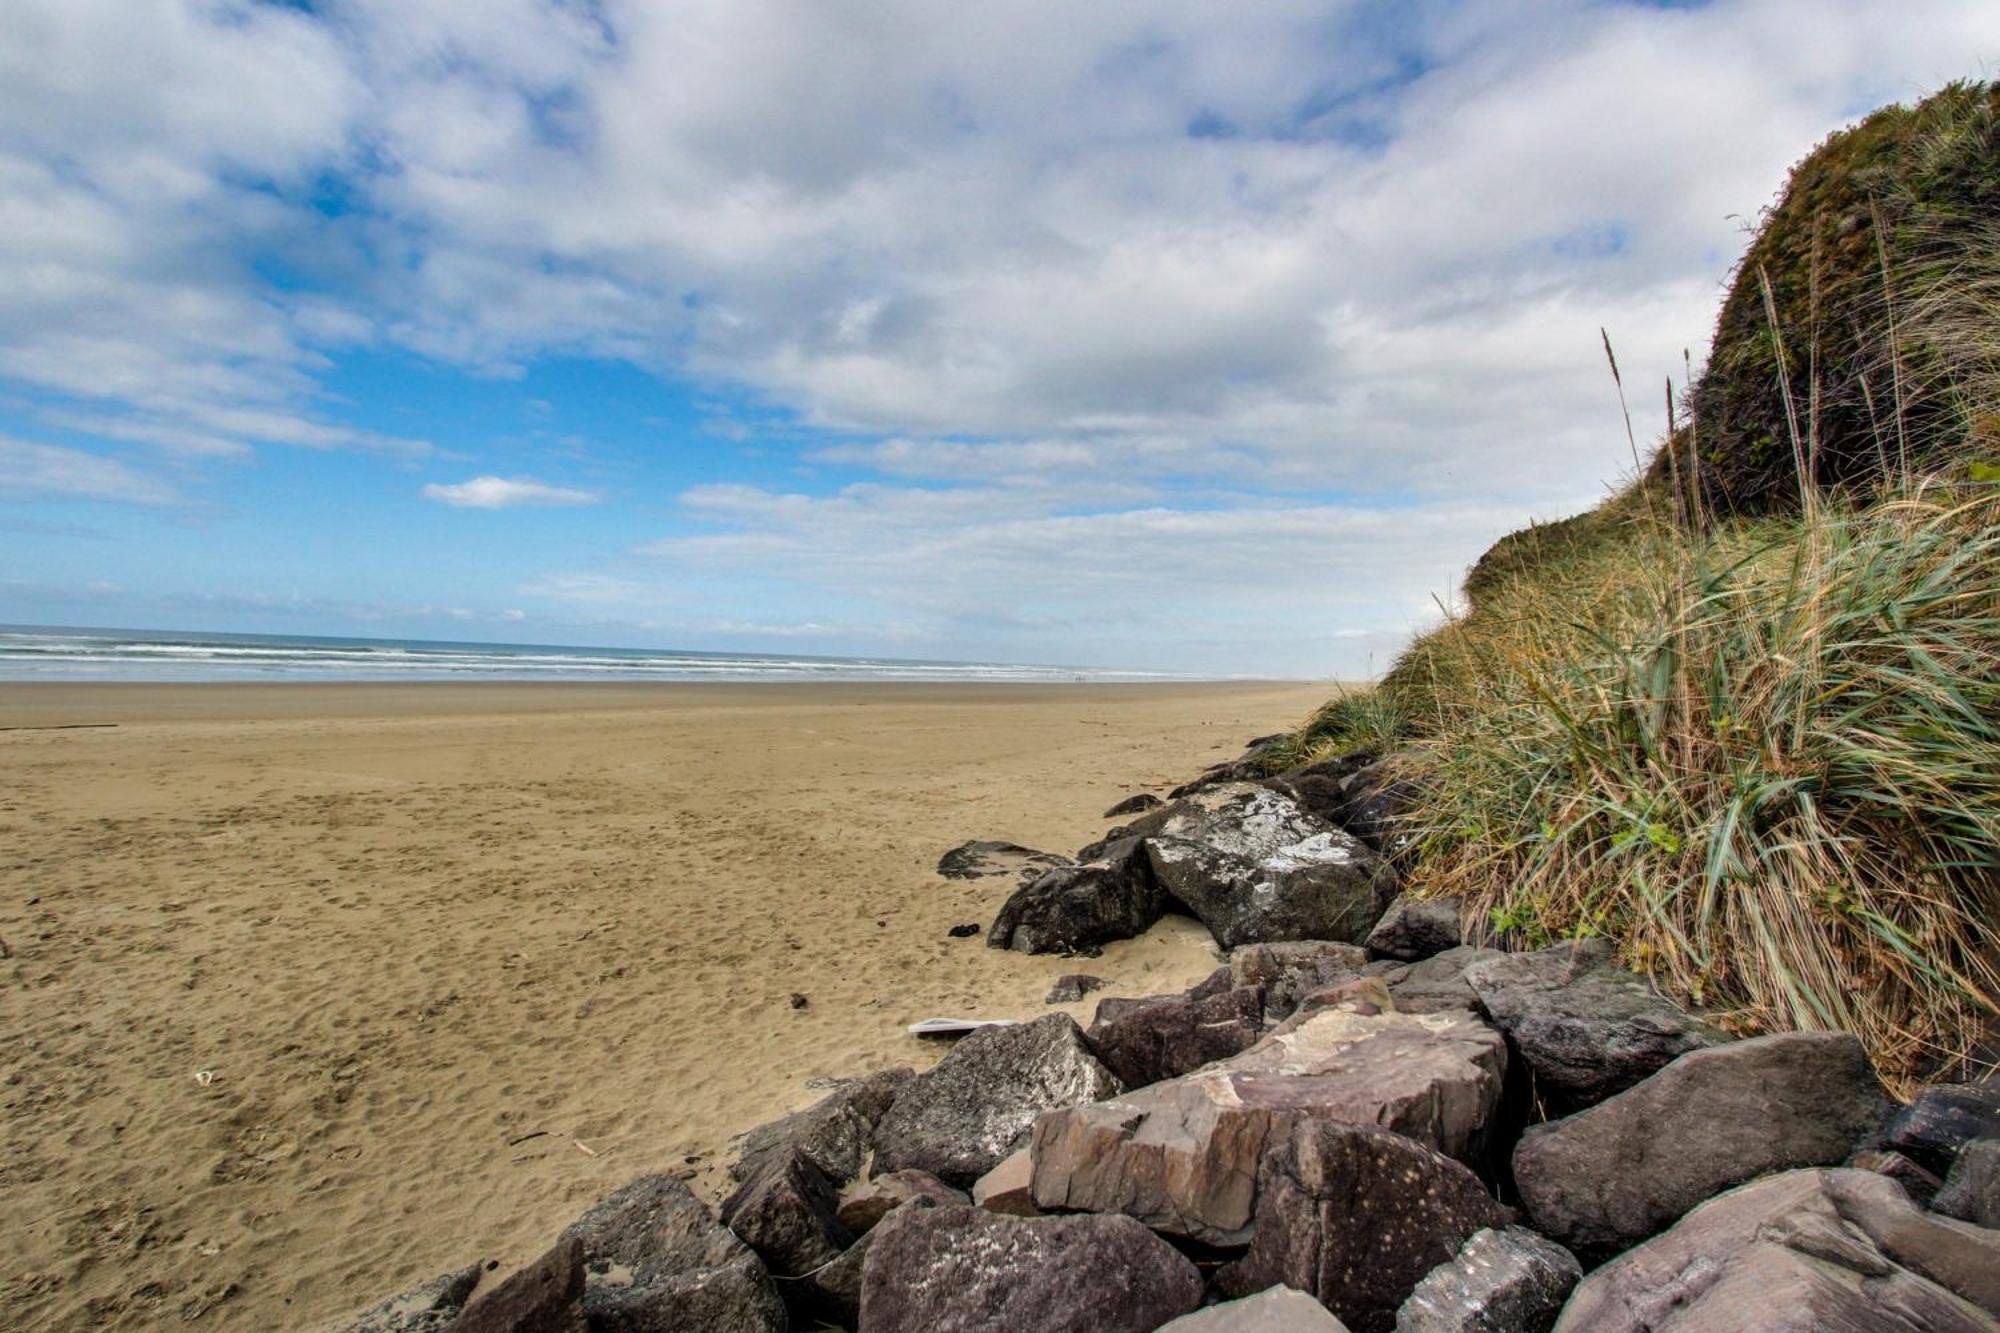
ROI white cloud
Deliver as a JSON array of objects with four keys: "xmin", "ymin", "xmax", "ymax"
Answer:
[
  {"xmin": 422, "ymin": 475, "xmax": 602, "ymax": 509},
  {"xmin": 0, "ymin": 435, "xmax": 179, "ymax": 506}
]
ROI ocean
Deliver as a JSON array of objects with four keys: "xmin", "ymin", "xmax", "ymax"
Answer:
[{"xmin": 0, "ymin": 624, "xmax": 1184, "ymax": 684}]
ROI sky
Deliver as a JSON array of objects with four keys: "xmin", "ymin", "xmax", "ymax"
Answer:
[{"xmin": 1, "ymin": 2, "xmax": 1996, "ymax": 676}]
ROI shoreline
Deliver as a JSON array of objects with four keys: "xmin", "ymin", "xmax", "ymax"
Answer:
[{"xmin": 0, "ymin": 678, "xmax": 1330, "ymax": 1331}]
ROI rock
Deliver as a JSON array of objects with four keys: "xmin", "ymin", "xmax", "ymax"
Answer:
[
  {"xmin": 1514, "ymin": 1031, "xmax": 1890, "ymax": 1254},
  {"xmin": 1883, "ymin": 1082, "xmax": 2000, "ymax": 1176},
  {"xmin": 1379, "ymin": 947, "xmax": 1503, "ymax": 1016},
  {"xmin": 857, "ymin": 1204, "xmax": 1203, "ymax": 1333},
  {"xmin": 1143, "ymin": 783, "xmax": 1397, "ymax": 949},
  {"xmin": 1334, "ymin": 758, "xmax": 1424, "ymax": 857},
  {"xmin": 987, "ymin": 839, "xmax": 1169, "ymax": 956},
  {"xmin": 561, "ymin": 1174, "xmax": 786, "ymax": 1332},
  {"xmin": 1031, "ymin": 1001, "xmax": 1507, "ymax": 1244},
  {"xmin": 1158, "ymin": 1286, "xmax": 1351, "ymax": 1330},
  {"xmin": 335, "ymin": 1263, "xmax": 483, "ymax": 1333},
  {"xmin": 452, "ymin": 1236, "xmax": 585, "ymax": 1333},
  {"xmin": 1851, "ymin": 1148, "xmax": 1945, "ymax": 1207},
  {"xmin": 1044, "ymin": 973, "xmax": 1109, "ymax": 1004},
  {"xmin": 1086, "ymin": 983, "xmax": 1266, "ymax": 1088},
  {"xmin": 1364, "ymin": 895, "xmax": 1463, "ymax": 961},
  {"xmin": 1103, "ymin": 793, "xmax": 1164, "ymax": 818},
  {"xmin": 971, "ymin": 1148, "xmax": 1041, "ymax": 1216},
  {"xmin": 946, "ymin": 922, "xmax": 979, "ymax": 938},
  {"xmin": 1259, "ymin": 751, "xmax": 1380, "ymax": 827},
  {"xmin": 837, "ymin": 1169, "xmax": 966, "ymax": 1236},
  {"xmin": 1216, "ymin": 1121, "xmax": 1508, "ymax": 1333},
  {"xmin": 1463, "ymin": 939, "xmax": 1729, "ymax": 1111},
  {"xmin": 1553, "ymin": 1168, "xmax": 2000, "ymax": 1331},
  {"xmin": 1934, "ymin": 1137, "xmax": 2000, "ymax": 1228},
  {"xmin": 871, "ymin": 1013, "xmax": 1121, "ymax": 1185},
  {"xmin": 728, "ymin": 1067, "xmax": 912, "ymax": 1185},
  {"xmin": 814, "ymin": 1196, "xmax": 942, "ymax": 1329},
  {"xmin": 1396, "ymin": 1226, "xmax": 1579, "ymax": 1333},
  {"xmin": 936, "ymin": 839, "xmax": 1071, "ymax": 880},
  {"xmin": 1229, "ymin": 940, "xmax": 1369, "ymax": 1020},
  {"xmin": 788, "ymin": 992, "xmax": 808, "ymax": 1009},
  {"xmin": 721, "ymin": 1146, "xmax": 852, "ymax": 1274}
]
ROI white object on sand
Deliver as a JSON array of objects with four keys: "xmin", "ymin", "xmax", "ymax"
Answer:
[{"xmin": 906, "ymin": 1018, "xmax": 1019, "ymax": 1039}]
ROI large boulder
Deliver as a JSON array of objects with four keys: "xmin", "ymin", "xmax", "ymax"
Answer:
[
  {"xmin": 857, "ymin": 1203, "xmax": 1204, "ymax": 1333},
  {"xmin": 1143, "ymin": 783, "xmax": 1397, "ymax": 948},
  {"xmin": 1031, "ymin": 1000, "xmax": 1507, "ymax": 1245},
  {"xmin": 335, "ymin": 1263, "xmax": 484, "ymax": 1333},
  {"xmin": 1463, "ymin": 939, "xmax": 1729, "ymax": 1111},
  {"xmin": 1882, "ymin": 1082, "xmax": 2000, "ymax": 1176},
  {"xmin": 1364, "ymin": 895, "xmax": 1463, "ymax": 961},
  {"xmin": 1934, "ymin": 1137, "xmax": 2000, "ymax": 1229},
  {"xmin": 1157, "ymin": 1286, "xmax": 1350, "ymax": 1330},
  {"xmin": 937, "ymin": 840, "xmax": 1071, "ymax": 880},
  {"xmin": 1229, "ymin": 940, "xmax": 1369, "ymax": 1021},
  {"xmin": 1215, "ymin": 1121, "xmax": 1508, "ymax": 1333},
  {"xmin": 1554, "ymin": 1168, "xmax": 2000, "ymax": 1332},
  {"xmin": 871, "ymin": 1013, "xmax": 1120, "ymax": 1185},
  {"xmin": 1085, "ymin": 983, "xmax": 1266, "ymax": 1088},
  {"xmin": 987, "ymin": 839, "xmax": 1169, "ymax": 956},
  {"xmin": 1514, "ymin": 1031, "xmax": 1891, "ymax": 1254},
  {"xmin": 727, "ymin": 1067, "xmax": 912, "ymax": 1185},
  {"xmin": 719, "ymin": 1146, "xmax": 852, "ymax": 1289},
  {"xmin": 1395, "ymin": 1226, "xmax": 1580, "ymax": 1333},
  {"xmin": 560, "ymin": 1174, "xmax": 786, "ymax": 1333},
  {"xmin": 451, "ymin": 1236, "xmax": 585, "ymax": 1333}
]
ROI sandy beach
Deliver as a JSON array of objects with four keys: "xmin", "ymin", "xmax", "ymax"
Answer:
[{"xmin": 0, "ymin": 679, "xmax": 1330, "ymax": 1331}]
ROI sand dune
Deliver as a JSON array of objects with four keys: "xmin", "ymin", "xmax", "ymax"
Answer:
[{"xmin": 0, "ymin": 680, "xmax": 1330, "ymax": 1331}]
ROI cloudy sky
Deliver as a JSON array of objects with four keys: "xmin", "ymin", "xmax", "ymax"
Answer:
[{"xmin": 1, "ymin": 1, "xmax": 1994, "ymax": 675}]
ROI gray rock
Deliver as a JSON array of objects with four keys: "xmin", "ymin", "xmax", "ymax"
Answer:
[
  {"xmin": 987, "ymin": 839, "xmax": 1169, "ymax": 956},
  {"xmin": 836, "ymin": 1169, "xmax": 966, "ymax": 1236},
  {"xmin": 1380, "ymin": 947, "xmax": 1504, "ymax": 1015},
  {"xmin": 1333, "ymin": 756, "xmax": 1424, "ymax": 858},
  {"xmin": 1463, "ymin": 939, "xmax": 1729, "ymax": 1110},
  {"xmin": 1216, "ymin": 1120, "xmax": 1508, "ymax": 1333},
  {"xmin": 1884, "ymin": 1082, "xmax": 2000, "ymax": 1176},
  {"xmin": 1032, "ymin": 999, "xmax": 1507, "ymax": 1245},
  {"xmin": 1229, "ymin": 940, "xmax": 1369, "ymax": 1020},
  {"xmin": 452, "ymin": 1236, "xmax": 585, "ymax": 1333},
  {"xmin": 1103, "ymin": 793, "xmax": 1164, "ymax": 818},
  {"xmin": 936, "ymin": 840, "xmax": 1072, "ymax": 880},
  {"xmin": 1935, "ymin": 1137, "xmax": 2000, "ymax": 1228},
  {"xmin": 1159, "ymin": 1286, "xmax": 1352, "ymax": 1330},
  {"xmin": 1365, "ymin": 895, "xmax": 1463, "ymax": 961},
  {"xmin": 1396, "ymin": 1227, "xmax": 1579, "ymax": 1333},
  {"xmin": 727, "ymin": 1066, "xmax": 912, "ymax": 1185},
  {"xmin": 1085, "ymin": 983, "xmax": 1266, "ymax": 1087},
  {"xmin": 334, "ymin": 1263, "xmax": 483, "ymax": 1333},
  {"xmin": 1144, "ymin": 783, "xmax": 1397, "ymax": 948},
  {"xmin": 857, "ymin": 1203, "xmax": 1203, "ymax": 1333},
  {"xmin": 871, "ymin": 1013, "xmax": 1120, "ymax": 1185},
  {"xmin": 559, "ymin": 1173, "xmax": 786, "ymax": 1333},
  {"xmin": 1554, "ymin": 1168, "xmax": 2000, "ymax": 1331},
  {"xmin": 720, "ymin": 1145, "xmax": 852, "ymax": 1280},
  {"xmin": 1044, "ymin": 973, "xmax": 1109, "ymax": 1004},
  {"xmin": 1514, "ymin": 1031, "xmax": 1891, "ymax": 1254}
]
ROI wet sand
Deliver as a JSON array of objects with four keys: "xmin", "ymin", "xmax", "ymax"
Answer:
[{"xmin": 0, "ymin": 679, "xmax": 1331, "ymax": 1331}]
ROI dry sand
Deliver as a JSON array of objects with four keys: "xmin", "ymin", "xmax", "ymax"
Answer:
[{"xmin": 0, "ymin": 679, "xmax": 1332, "ymax": 1331}]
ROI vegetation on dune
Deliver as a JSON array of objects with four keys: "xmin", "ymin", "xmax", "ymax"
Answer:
[{"xmin": 1279, "ymin": 81, "xmax": 2000, "ymax": 1087}]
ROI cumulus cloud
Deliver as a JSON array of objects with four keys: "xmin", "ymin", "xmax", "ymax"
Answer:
[
  {"xmin": 422, "ymin": 476, "xmax": 601, "ymax": 509},
  {"xmin": 0, "ymin": 435, "xmax": 179, "ymax": 506}
]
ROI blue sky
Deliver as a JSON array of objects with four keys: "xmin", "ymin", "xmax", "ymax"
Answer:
[{"xmin": 1, "ymin": 1, "xmax": 1996, "ymax": 674}]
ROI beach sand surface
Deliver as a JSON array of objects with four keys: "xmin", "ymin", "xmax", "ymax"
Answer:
[{"xmin": 0, "ymin": 679, "xmax": 1332, "ymax": 1331}]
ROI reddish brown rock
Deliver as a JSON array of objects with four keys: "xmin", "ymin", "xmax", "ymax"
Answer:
[
  {"xmin": 1031, "ymin": 1001, "xmax": 1507, "ymax": 1245},
  {"xmin": 1554, "ymin": 1168, "xmax": 2000, "ymax": 1331},
  {"xmin": 836, "ymin": 1169, "xmax": 966, "ymax": 1236},
  {"xmin": 1215, "ymin": 1120, "xmax": 1507, "ymax": 1333},
  {"xmin": 1156, "ymin": 1286, "xmax": 1351, "ymax": 1330},
  {"xmin": 857, "ymin": 1203, "xmax": 1203, "ymax": 1333},
  {"xmin": 971, "ymin": 1149, "xmax": 1041, "ymax": 1217},
  {"xmin": 1085, "ymin": 983, "xmax": 1266, "ymax": 1087}
]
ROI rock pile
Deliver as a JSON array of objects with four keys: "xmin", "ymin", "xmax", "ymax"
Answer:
[{"xmin": 334, "ymin": 732, "xmax": 2000, "ymax": 1333}]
